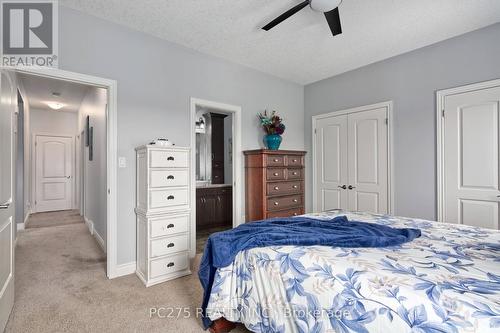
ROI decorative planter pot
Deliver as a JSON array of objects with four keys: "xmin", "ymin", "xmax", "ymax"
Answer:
[{"xmin": 264, "ymin": 134, "xmax": 282, "ymax": 150}]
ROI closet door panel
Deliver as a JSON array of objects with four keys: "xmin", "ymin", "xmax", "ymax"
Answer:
[{"xmin": 347, "ymin": 108, "xmax": 388, "ymax": 214}]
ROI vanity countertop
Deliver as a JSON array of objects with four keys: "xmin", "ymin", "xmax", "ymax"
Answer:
[{"xmin": 196, "ymin": 183, "xmax": 232, "ymax": 189}]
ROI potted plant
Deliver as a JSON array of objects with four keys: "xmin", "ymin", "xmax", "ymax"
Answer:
[{"xmin": 258, "ymin": 110, "xmax": 285, "ymax": 150}]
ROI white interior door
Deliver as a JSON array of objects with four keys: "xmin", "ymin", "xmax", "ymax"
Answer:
[
  {"xmin": 443, "ymin": 85, "xmax": 500, "ymax": 229},
  {"xmin": 347, "ymin": 108, "xmax": 388, "ymax": 214},
  {"xmin": 314, "ymin": 115, "xmax": 348, "ymax": 211},
  {"xmin": 35, "ymin": 135, "xmax": 73, "ymax": 213},
  {"xmin": 0, "ymin": 70, "xmax": 15, "ymax": 332}
]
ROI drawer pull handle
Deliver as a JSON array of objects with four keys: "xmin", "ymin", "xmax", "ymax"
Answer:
[
  {"xmin": 167, "ymin": 224, "xmax": 174, "ymax": 229},
  {"xmin": 293, "ymin": 199, "xmax": 298, "ymax": 203},
  {"xmin": 167, "ymin": 156, "xmax": 175, "ymax": 161},
  {"xmin": 167, "ymin": 195, "xmax": 175, "ymax": 200},
  {"xmin": 274, "ymin": 202, "xmax": 279, "ymax": 206},
  {"xmin": 273, "ymin": 172, "xmax": 279, "ymax": 176},
  {"xmin": 293, "ymin": 159, "xmax": 298, "ymax": 162},
  {"xmin": 167, "ymin": 243, "xmax": 175, "ymax": 248},
  {"xmin": 273, "ymin": 158, "xmax": 279, "ymax": 162},
  {"xmin": 274, "ymin": 186, "xmax": 279, "ymax": 190},
  {"xmin": 167, "ymin": 262, "xmax": 175, "ymax": 268},
  {"xmin": 292, "ymin": 185, "xmax": 298, "ymax": 189},
  {"xmin": 292, "ymin": 172, "xmax": 298, "ymax": 176},
  {"xmin": 293, "ymin": 213, "xmax": 298, "ymax": 216},
  {"xmin": 167, "ymin": 175, "xmax": 175, "ymax": 180}
]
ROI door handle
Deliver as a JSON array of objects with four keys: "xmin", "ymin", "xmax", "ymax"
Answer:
[
  {"xmin": 0, "ymin": 202, "xmax": 10, "ymax": 209},
  {"xmin": 338, "ymin": 185, "xmax": 347, "ymax": 190},
  {"xmin": 348, "ymin": 185, "xmax": 356, "ymax": 190}
]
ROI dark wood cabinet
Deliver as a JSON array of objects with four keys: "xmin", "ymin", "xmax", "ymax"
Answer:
[
  {"xmin": 210, "ymin": 113, "xmax": 227, "ymax": 184},
  {"xmin": 244, "ymin": 149, "xmax": 306, "ymax": 222},
  {"xmin": 196, "ymin": 186, "xmax": 232, "ymax": 230}
]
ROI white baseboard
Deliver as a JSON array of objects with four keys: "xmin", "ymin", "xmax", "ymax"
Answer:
[
  {"xmin": 93, "ymin": 229, "xmax": 106, "ymax": 254},
  {"xmin": 114, "ymin": 262, "xmax": 136, "ymax": 277},
  {"xmin": 84, "ymin": 217, "xmax": 107, "ymax": 254}
]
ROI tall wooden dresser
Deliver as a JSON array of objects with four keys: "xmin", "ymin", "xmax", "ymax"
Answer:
[
  {"xmin": 135, "ymin": 145, "xmax": 191, "ymax": 287},
  {"xmin": 244, "ymin": 149, "xmax": 306, "ymax": 221}
]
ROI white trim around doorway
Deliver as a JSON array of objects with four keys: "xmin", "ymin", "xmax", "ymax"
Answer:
[
  {"xmin": 13, "ymin": 67, "xmax": 120, "ymax": 279},
  {"xmin": 189, "ymin": 98, "xmax": 242, "ymax": 259},
  {"xmin": 311, "ymin": 101, "xmax": 395, "ymax": 215}
]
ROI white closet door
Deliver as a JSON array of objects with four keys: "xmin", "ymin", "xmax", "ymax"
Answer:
[
  {"xmin": 0, "ymin": 70, "xmax": 15, "ymax": 332},
  {"xmin": 314, "ymin": 115, "xmax": 348, "ymax": 211},
  {"xmin": 347, "ymin": 108, "xmax": 388, "ymax": 213},
  {"xmin": 443, "ymin": 86, "xmax": 500, "ymax": 229}
]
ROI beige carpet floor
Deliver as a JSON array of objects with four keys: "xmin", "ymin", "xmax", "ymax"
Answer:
[
  {"xmin": 6, "ymin": 222, "xmax": 250, "ymax": 333},
  {"xmin": 26, "ymin": 210, "xmax": 84, "ymax": 229}
]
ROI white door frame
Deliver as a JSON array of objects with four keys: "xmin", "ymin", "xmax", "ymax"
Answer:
[
  {"xmin": 31, "ymin": 133, "xmax": 74, "ymax": 213},
  {"xmin": 312, "ymin": 101, "xmax": 394, "ymax": 214},
  {"xmin": 436, "ymin": 78, "xmax": 500, "ymax": 223},
  {"xmin": 189, "ymin": 98, "xmax": 242, "ymax": 258},
  {"xmin": 13, "ymin": 67, "xmax": 119, "ymax": 278}
]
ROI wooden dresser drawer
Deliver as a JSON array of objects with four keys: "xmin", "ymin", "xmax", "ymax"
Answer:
[
  {"xmin": 267, "ymin": 207, "xmax": 304, "ymax": 219},
  {"xmin": 267, "ymin": 195, "xmax": 303, "ymax": 211},
  {"xmin": 149, "ymin": 214, "xmax": 189, "ymax": 238},
  {"xmin": 150, "ymin": 169, "xmax": 189, "ymax": 188},
  {"xmin": 150, "ymin": 252, "xmax": 189, "ymax": 279},
  {"xmin": 149, "ymin": 188, "xmax": 188, "ymax": 210},
  {"xmin": 267, "ymin": 181, "xmax": 302, "ymax": 196},
  {"xmin": 287, "ymin": 155, "xmax": 303, "ymax": 167},
  {"xmin": 150, "ymin": 233, "xmax": 189, "ymax": 258},
  {"xmin": 267, "ymin": 168, "xmax": 286, "ymax": 181},
  {"xmin": 287, "ymin": 168, "xmax": 302, "ymax": 180},
  {"xmin": 150, "ymin": 150, "xmax": 188, "ymax": 168},
  {"xmin": 267, "ymin": 155, "xmax": 285, "ymax": 167}
]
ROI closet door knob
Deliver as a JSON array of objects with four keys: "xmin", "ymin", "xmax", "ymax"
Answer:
[
  {"xmin": 338, "ymin": 185, "xmax": 347, "ymax": 190},
  {"xmin": 348, "ymin": 185, "xmax": 356, "ymax": 190}
]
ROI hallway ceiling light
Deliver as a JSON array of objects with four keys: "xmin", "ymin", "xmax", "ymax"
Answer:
[{"xmin": 46, "ymin": 102, "xmax": 65, "ymax": 110}]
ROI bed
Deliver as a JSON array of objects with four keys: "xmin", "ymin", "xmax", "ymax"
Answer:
[{"xmin": 205, "ymin": 211, "xmax": 500, "ymax": 333}]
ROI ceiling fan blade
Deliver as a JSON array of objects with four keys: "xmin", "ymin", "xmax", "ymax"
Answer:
[
  {"xmin": 262, "ymin": 0, "xmax": 310, "ymax": 31},
  {"xmin": 324, "ymin": 7, "xmax": 342, "ymax": 36}
]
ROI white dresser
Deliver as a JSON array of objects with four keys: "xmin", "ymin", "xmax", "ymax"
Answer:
[{"xmin": 135, "ymin": 145, "xmax": 191, "ymax": 287}]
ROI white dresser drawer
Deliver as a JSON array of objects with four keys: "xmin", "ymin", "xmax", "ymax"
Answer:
[
  {"xmin": 149, "ymin": 188, "xmax": 188, "ymax": 210},
  {"xmin": 150, "ymin": 252, "xmax": 189, "ymax": 279},
  {"xmin": 150, "ymin": 214, "xmax": 189, "ymax": 238},
  {"xmin": 150, "ymin": 233, "xmax": 189, "ymax": 258},
  {"xmin": 150, "ymin": 150, "xmax": 188, "ymax": 168},
  {"xmin": 150, "ymin": 169, "xmax": 189, "ymax": 188}
]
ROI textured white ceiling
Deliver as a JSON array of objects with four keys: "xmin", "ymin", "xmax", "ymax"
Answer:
[
  {"xmin": 19, "ymin": 73, "xmax": 90, "ymax": 113},
  {"xmin": 60, "ymin": 0, "xmax": 500, "ymax": 84}
]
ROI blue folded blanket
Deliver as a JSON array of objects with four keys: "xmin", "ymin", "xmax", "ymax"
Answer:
[{"xmin": 198, "ymin": 215, "xmax": 421, "ymax": 329}]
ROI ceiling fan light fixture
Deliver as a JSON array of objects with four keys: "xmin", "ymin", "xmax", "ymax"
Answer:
[{"xmin": 310, "ymin": 0, "xmax": 342, "ymax": 12}]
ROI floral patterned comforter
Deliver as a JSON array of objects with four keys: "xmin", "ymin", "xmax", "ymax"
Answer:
[{"xmin": 205, "ymin": 211, "xmax": 500, "ymax": 333}]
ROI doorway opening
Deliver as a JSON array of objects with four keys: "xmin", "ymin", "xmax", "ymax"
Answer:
[
  {"xmin": 15, "ymin": 71, "xmax": 110, "ymax": 265},
  {"xmin": 190, "ymin": 98, "xmax": 242, "ymax": 256}
]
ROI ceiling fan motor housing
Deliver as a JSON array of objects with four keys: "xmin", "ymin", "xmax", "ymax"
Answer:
[{"xmin": 310, "ymin": 0, "xmax": 342, "ymax": 12}]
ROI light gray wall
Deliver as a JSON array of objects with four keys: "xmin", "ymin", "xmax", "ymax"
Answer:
[
  {"xmin": 58, "ymin": 6, "xmax": 304, "ymax": 265},
  {"xmin": 30, "ymin": 108, "xmax": 78, "ymax": 135},
  {"xmin": 304, "ymin": 23, "xmax": 500, "ymax": 220},
  {"xmin": 78, "ymin": 87, "xmax": 107, "ymax": 242}
]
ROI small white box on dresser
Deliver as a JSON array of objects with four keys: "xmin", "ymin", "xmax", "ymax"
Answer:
[{"xmin": 135, "ymin": 145, "xmax": 192, "ymax": 287}]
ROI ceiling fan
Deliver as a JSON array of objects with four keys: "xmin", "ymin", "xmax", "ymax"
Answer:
[{"xmin": 262, "ymin": 0, "xmax": 343, "ymax": 36}]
